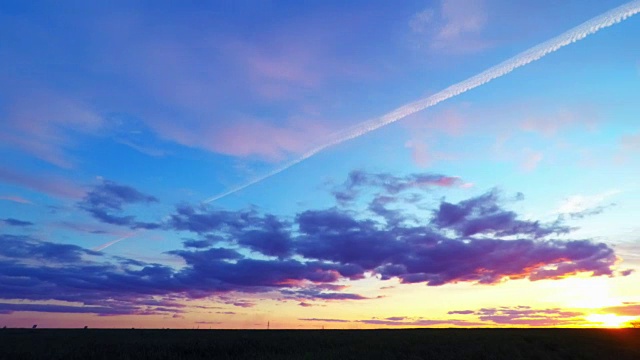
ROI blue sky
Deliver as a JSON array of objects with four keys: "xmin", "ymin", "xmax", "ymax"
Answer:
[{"xmin": 1, "ymin": 0, "xmax": 639, "ymax": 328}]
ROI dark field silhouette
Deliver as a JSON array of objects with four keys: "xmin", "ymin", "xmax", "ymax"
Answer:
[{"xmin": 1, "ymin": 328, "xmax": 639, "ymax": 359}]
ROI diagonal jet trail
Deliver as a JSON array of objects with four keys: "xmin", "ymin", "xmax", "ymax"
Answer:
[
  {"xmin": 93, "ymin": 233, "xmax": 137, "ymax": 251},
  {"xmin": 203, "ymin": 1, "xmax": 640, "ymax": 204},
  {"xmin": 97, "ymin": 1, "xmax": 640, "ymax": 251}
]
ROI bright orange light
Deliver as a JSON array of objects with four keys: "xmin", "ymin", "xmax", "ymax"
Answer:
[{"xmin": 585, "ymin": 314, "xmax": 636, "ymax": 328}]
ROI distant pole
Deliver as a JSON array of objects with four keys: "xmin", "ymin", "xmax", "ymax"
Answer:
[{"xmin": 267, "ymin": 321, "xmax": 270, "ymax": 330}]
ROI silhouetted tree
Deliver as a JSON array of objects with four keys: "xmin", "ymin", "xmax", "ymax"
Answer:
[
  {"xmin": 32, "ymin": 325, "xmax": 37, "ymax": 329},
  {"xmin": 631, "ymin": 321, "xmax": 640, "ymax": 328},
  {"xmin": 84, "ymin": 326, "xmax": 88, "ymax": 329}
]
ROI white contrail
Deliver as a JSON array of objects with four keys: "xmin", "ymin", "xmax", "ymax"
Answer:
[
  {"xmin": 204, "ymin": 1, "xmax": 639, "ymax": 204},
  {"xmin": 93, "ymin": 233, "xmax": 137, "ymax": 251}
]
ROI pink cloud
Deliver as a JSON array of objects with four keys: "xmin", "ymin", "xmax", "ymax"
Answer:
[
  {"xmin": 154, "ymin": 117, "xmax": 334, "ymax": 161},
  {"xmin": 520, "ymin": 107, "xmax": 599, "ymax": 137},
  {"xmin": 621, "ymin": 133, "xmax": 640, "ymax": 152},
  {"xmin": 404, "ymin": 139, "xmax": 458, "ymax": 168},
  {"xmin": 0, "ymin": 91, "xmax": 103, "ymax": 168},
  {"xmin": 402, "ymin": 108, "xmax": 467, "ymax": 167},
  {"xmin": 409, "ymin": 0, "xmax": 491, "ymax": 54},
  {"xmin": 0, "ymin": 195, "xmax": 32, "ymax": 204},
  {"xmin": 449, "ymin": 306, "xmax": 586, "ymax": 327},
  {"xmin": 600, "ymin": 302, "xmax": 640, "ymax": 316},
  {"xmin": 520, "ymin": 149, "xmax": 543, "ymax": 172},
  {"xmin": 0, "ymin": 167, "xmax": 85, "ymax": 199}
]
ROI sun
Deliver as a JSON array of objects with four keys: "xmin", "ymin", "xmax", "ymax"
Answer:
[{"xmin": 585, "ymin": 314, "xmax": 637, "ymax": 328}]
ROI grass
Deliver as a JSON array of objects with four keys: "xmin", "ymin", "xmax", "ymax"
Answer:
[{"xmin": 1, "ymin": 328, "xmax": 639, "ymax": 359}]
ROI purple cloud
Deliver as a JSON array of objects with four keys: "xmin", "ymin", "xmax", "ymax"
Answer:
[
  {"xmin": 0, "ymin": 302, "xmax": 140, "ymax": 316},
  {"xmin": 448, "ymin": 306, "xmax": 585, "ymax": 326},
  {"xmin": 358, "ymin": 318, "xmax": 481, "ymax": 327},
  {"xmin": 0, "ymin": 173, "xmax": 623, "ymax": 314},
  {"xmin": 0, "ymin": 195, "xmax": 32, "ymax": 204},
  {"xmin": 79, "ymin": 180, "xmax": 159, "ymax": 229},
  {"xmin": 0, "ymin": 167, "xmax": 84, "ymax": 199},
  {"xmin": 600, "ymin": 302, "xmax": 640, "ymax": 316},
  {"xmin": 332, "ymin": 170, "xmax": 463, "ymax": 204},
  {"xmin": 0, "ymin": 234, "xmax": 101, "ymax": 263},
  {"xmin": 2, "ymin": 218, "xmax": 34, "ymax": 227},
  {"xmin": 299, "ymin": 318, "xmax": 351, "ymax": 323},
  {"xmin": 432, "ymin": 189, "xmax": 570, "ymax": 238}
]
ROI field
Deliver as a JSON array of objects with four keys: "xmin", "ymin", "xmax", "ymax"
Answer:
[{"xmin": 1, "ymin": 328, "xmax": 639, "ymax": 360}]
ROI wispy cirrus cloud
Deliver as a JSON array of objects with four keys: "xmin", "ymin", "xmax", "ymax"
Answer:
[
  {"xmin": 0, "ymin": 167, "xmax": 85, "ymax": 199},
  {"xmin": 0, "ymin": 90, "xmax": 103, "ymax": 168},
  {"xmin": 1, "ymin": 218, "xmax": 34, "ymax": 227},
  {"xmin": 0, "ymin": 195, "xmax": 32, "ymax": 204},
  {"xmin": 299, "ymin": 304, "xmax": 591, "ymax": 327},
  {"xmin": 156, "ymin": 118, "xmax": 334, "ymax": 162},
  {"xmin": 409, "ymin": 0, "xmax": 490, "ymax": 53},
  {"xmin": 331, "ymin": 170, "xmax": 464, "ymax": 204},
  {"xmin": 449, "ymin": 306, "xmax": 585, "ymax": 326},
  {"xmin": 599, "ymin": 302, "xmax": 640, "ymax": 316},
  {"xmin": 555, "ymin": 190, "xmax": 620, "ymax": 219},
  {"xmin": 299, "ymin": 318, "xmax": 351, "ymax": 323}
]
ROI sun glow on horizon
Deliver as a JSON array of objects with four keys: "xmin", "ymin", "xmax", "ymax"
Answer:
[{"xmin": 585, "ymin": 314, "xmax": 638, "ymax": 328}]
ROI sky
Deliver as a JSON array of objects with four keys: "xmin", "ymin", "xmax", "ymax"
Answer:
[{"xmin": 1, "ymin": 0, "xmax": 639, "ymax": 329}]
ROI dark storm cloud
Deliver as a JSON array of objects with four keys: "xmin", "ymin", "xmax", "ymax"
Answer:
[
  {"xmin": 2, "ymin": 218, "xmax": 34, "ymax": 227},
  {"xmin": 78, "ymin": 180, "xmax": 159, "ymax": 229}
]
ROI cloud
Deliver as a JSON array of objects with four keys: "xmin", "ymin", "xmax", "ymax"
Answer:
[
  {"xmin": 448, "ymin": 306, "xmax": 585, "ymax": 326},
  {"xmin": 520, "ymin": 149, "xmax": 543, "ymax": 172},
  {"xmin": 432, "ymin": 189, "xmax": 570, "ymax": 238},
  {"xmin": 168, "ymin": 205, "xmax": 256, "ymax": 235},
  {"xmin": 0, "ymin": 302, "xmax": 142, "ymax": 316},
  {"xmin": 0, "ymin": 195, "xmax": 32, "ymax": 204},
  {"xmin": 620, "ymin": 132, "xmax": 640, "ymax": 152},
  {"xmin": 300, "ymin": 304, "xmax": 593, "ymax": 327},
  {"xmin": 0, "ymin": 91, "xmax": 103, "ymax": 168},
  {"xmin": 555, "ymin": 190, "xmax": 620, "ymax": 218},
  {"xmin": 0, "ymin": 167, "xmax": 85, "ymax": 199},
  {"xmin": 357, "ymin": 318, "xmax": 481, "ymax": 327},
  {"xmin": 520, "ymin": 108, "xmax": 598, "ymax": 137},
  {"xmin": 332, "ymin": 170, "xmax": 463, "ymax": 204},
  {"xmin": 409, "ymin": 0, "xmax": 490, "ymax": 53},
  {"xmin": 0, "ymin": 234, "xmax": 101, "ymax": 263},
  {"xmin": 299, "ymin": 318, "xmax": 351, "ymax": 323},
  {"xmin": 207, "ymin": 119, "xmax": 333, "ymax": 161},
  {"xmin": 78, "ymin": 180, "xmax": 159, "ymax": 229},
  {"xmin": 2, "ymin": 218, "xmax": 34, "ymax": 227},
  {"xmin": 0, "ymin": 173, "xmax": 623, "ymax": 314},
  {"xmin": 599, "ymin": 302, "xmax": 640, "ymax": 316}
]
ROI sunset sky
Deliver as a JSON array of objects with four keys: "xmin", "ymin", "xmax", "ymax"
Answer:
[{"xmin": 1, "ymin": 0, "xmax": 640, "ymax": 329}]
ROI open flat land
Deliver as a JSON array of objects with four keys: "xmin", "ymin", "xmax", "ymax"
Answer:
[{"xmin": 1, "ymin": 328, "xmax": 639, "ymax": 360}]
